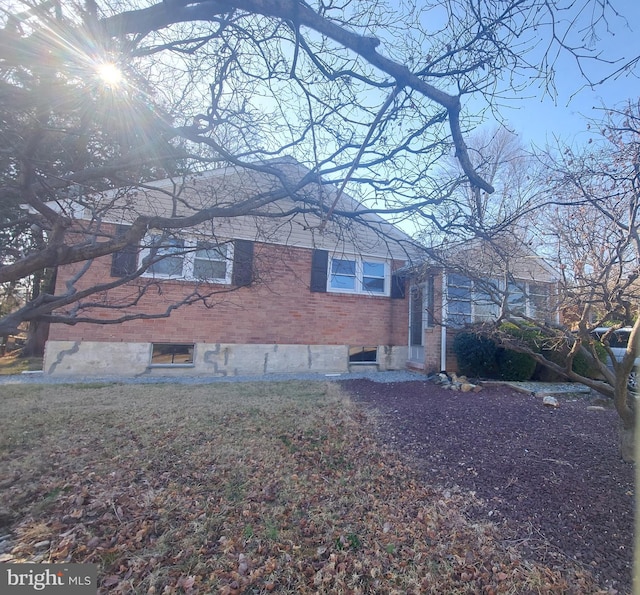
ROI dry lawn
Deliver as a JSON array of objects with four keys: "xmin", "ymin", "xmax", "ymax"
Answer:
[
  {"xmin": 0, "ymin": 381, "xmax": 606, "ymax": 594},
  {"xmin": 0, "ymin": 352, "xmax": 43, "ymax": 375}
]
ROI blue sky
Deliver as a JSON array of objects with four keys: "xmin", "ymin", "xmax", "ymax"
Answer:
[{"xmin": 495, "ymin": 1, "xmax": 639, "ymax": 148}]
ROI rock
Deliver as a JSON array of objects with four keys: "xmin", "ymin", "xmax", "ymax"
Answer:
[
  {"xmin": 591, "ymin": 398, "xmax": 612, "ymax": 408},
  {"xmin": 436, "ymin": 373, "xmax": 450, "ymax": 385},
  {"xmin": 542, "ymin": 396, "xmax": 560, "ymax": 408},
  {"xmin": 434, "ymin": 372, "xmax": 482, "ymax": 393}
]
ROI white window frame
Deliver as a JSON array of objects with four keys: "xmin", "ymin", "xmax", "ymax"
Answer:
[
  {"xmin": 140, "ymin": 235, "xmax": 233, "ymax": 284},
  {"xmin": 447, "ymin": 275, "xmax": 553, "ymax": 325},
  {"xmin": 192, "ymin": 241, "xmax": 232, "ymax": 283},
  {"xmin": 328, "ymin": 256, "xmax": 390, "ymax": 296},
  {"xmin": 446, "ymin": 273, "xmax": 473, "ymax": 327},
  {"xmin": 527, "ymin": 283, "xmax": 553, "ymax": 320}
]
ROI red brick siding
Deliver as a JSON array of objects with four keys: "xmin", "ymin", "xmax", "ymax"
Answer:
[{"xmin": 49, "ymin": 240, "xmax": 408, "ymax": 347}]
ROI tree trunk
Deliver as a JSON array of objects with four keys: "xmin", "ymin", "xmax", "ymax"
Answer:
[
  {"xmin": 619, "ymin": 422, "xmax": 635, "ymax": 463},
  {"xmin": 22, "ymin": 320, "xmax": 49, "ymax": 357},
  {"xmin": 22, "ymin": 267, "xmax": 56, "ymax": 357}
]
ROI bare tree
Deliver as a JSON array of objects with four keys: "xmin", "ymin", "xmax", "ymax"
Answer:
[
  {"xmin": 533, "ymin": 102, "xmax": 640, "ymax": 457},
  {"xmin": 444, "ymin": 102, "xmax": 640, "ymax": 460},
  {"xmin": 1, "ymin": 0, "xmax": 636, "ymax": 339},
  {"xmin": 416, "ymin": 127, "xmax": 545, "ymax": 242}
]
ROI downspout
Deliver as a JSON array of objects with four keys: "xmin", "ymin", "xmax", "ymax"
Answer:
[{"xmin": 441, "ymin": 270, "xmax": 447, "ymax": 372}]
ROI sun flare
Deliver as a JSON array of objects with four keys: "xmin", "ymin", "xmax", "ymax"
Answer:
[{"xmin": 96, "ymin": 61, "xmax": 123, "ymax": 87}]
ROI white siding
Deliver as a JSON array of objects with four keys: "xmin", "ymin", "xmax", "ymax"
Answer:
[{"xmin": 94, "ymin": 158, "xmax": 416, "ymax": 262}]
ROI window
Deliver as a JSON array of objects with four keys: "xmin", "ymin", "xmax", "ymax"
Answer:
[
  {"xmin": 141, "ymin": 236, "xmax": 233, "ymax": 283},
  {"xmin": 506, "ymin": 281, "xmax": 526, "ymax": 316},
  {"xmin": 447, "ymin": 274, "xmax": 472, "ymax": 327},
  {"xmin": 474, "ymin": 279, "xmax": 500, "ymax": 322},
  {"xmin": 410, "ymin": 284, "xmax": 425, "ymax": 346},
  {"xmin": 426, "ymin": 275, "xmax": 435, "ymax": 327},
  {"xmin": 328, "ymin": 256, "xmax": 388, "ymax": 295},
  {"xmin": 528, "ymin": 283, "xmax": 552, "ymax": 321},
  {"xmin": 147, "ymin": 237, "xmax": 185, "ymax": 277},
  {"xmin": 363, "ymin": 261, "xmax": 385, "ymax": 293},
  {"xmin": 331, "ymin": 259, "xmax": 357, "ymax": 291},
  {"xmin": 349, "ymin": 346, "xmax": 378, "ymax": 363},
  {"xmin": 151, "ymin": 343, "xmax": 194, "ymax": 366},
  {"xmin": 193, "ymin": 242, "xmax": 228, "ymax": 281},
  {"xmin": 447, "ymin": 274, "xmax": 553, "ymax": 327}
]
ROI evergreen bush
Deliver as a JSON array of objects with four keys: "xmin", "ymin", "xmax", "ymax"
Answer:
[
  {"xmin": 541, "ymin": 338, "xmax": 607, "ymax": 379},
  {"xmin": 452, "ymin": 332, "xmax": 499, "ymax": 378},
  {"xmin": 496, "ymin": 348, "xmax": 537, "ymax": 381}
]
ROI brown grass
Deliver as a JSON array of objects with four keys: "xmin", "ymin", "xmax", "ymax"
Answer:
[
  {"xmin": 0, "ymin": 352, "xmax": 43, "ymax": 375},
  {"xmin": 0, "ymin": 382, "xmax": 605, "ymax": 594}
]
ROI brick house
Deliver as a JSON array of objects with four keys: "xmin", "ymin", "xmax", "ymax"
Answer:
[
  {"xmin": 42, "ymin": 159, "xmax": 559, "ymax": 377},
  {"xmin": 406, "ymin": 239, "xmax": 560, "ymax": 373},
  {"xmin": 43, "ymin": 158, "xmax": 416, "ymax": 376}
]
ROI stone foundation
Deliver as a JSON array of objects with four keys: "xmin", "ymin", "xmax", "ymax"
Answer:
[{"xmin": 43, "ymin": 341, "xmax": 408, "ymax": 377}]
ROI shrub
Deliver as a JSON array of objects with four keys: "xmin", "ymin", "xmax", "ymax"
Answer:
[
  {"xmin": 539, "ymin": 336, "xmax": 607, "ymax": 379},
  {"xmin": 453, "ymin": 330, "xmax": 537, "ymax": 381},
  {"xmin": 571, "ymin": 350, "xmax": 594, "ymax": 377},
  {"xmin": 496, "ymin": 348, "xmax": 537, "ymax": 381},
  {"xmin": 499, "ymin": 321, "xmax": 542, "ymax": 351},
  {"xmin": 452, "ymin": 332, "xmax": 499, "ymax": 378}
]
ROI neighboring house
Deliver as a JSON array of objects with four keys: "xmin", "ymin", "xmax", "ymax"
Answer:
[{"xmin": 42, "ymin": 159, "xmax": 559, "ymax": 377}]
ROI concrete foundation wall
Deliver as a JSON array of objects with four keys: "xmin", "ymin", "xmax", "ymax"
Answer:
[
  {"xmin": 44, "ymin": 341, "xmax": 151, "ymax": 376},
  {"xmin": 44, "ymin": 341, "xmax": 408, "ymax": 377}
]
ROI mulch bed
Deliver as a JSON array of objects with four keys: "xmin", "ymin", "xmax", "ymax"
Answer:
[{"xmin": 341, "ymin": 378, "xmax": 634, "ymax": 594}]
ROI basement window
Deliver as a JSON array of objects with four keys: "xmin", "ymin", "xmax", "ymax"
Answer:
[
  {"xmin": 349, "ymin": 346, "xmax": 378, "ymax": 364},
  {"xmin": 151, "ymin": 343, "xmax": 195, "ymax": 366}
]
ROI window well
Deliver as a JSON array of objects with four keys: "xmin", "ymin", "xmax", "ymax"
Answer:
[
  {"xmin": 349, "ymin": 346, "xmax": 378, "ymax": 363},
  {"xmin": 151, "ymin": 343, "xmax": 195, "ymax": 366}
]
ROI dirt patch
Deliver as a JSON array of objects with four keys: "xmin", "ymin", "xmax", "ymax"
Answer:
[{"xmin": 342, "ymin": 378, "xmax": 634, "ymax": 594}]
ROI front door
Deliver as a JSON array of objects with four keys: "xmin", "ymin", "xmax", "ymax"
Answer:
[{"xmin": 408, "ymin": 283, "xmax": 426, "ymax": 364}]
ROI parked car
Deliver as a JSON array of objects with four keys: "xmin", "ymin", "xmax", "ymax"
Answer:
[{"xmin": 591, "ymin": 327, "xmax": 639, "ymax": 392}]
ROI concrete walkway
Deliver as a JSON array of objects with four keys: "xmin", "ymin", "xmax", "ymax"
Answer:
[{"xmin": 485, "ymin": 380, "xmax": 592, "ymax": 397}]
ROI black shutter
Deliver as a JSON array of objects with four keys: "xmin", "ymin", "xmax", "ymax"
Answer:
[
  {"xmin": 390, "ymin": 273, "xmax": 406, "ymax": 299},
  {"xmin": 232, "ymin": 239, "xmax": 254, "ymax": 287},
  {"xmin": 110, "ymin": 225, "xmax": 138, "ymax": 277},
  {"xmin": 310, "ymin": 249, "xmax": 328, "ymax": 293}
]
